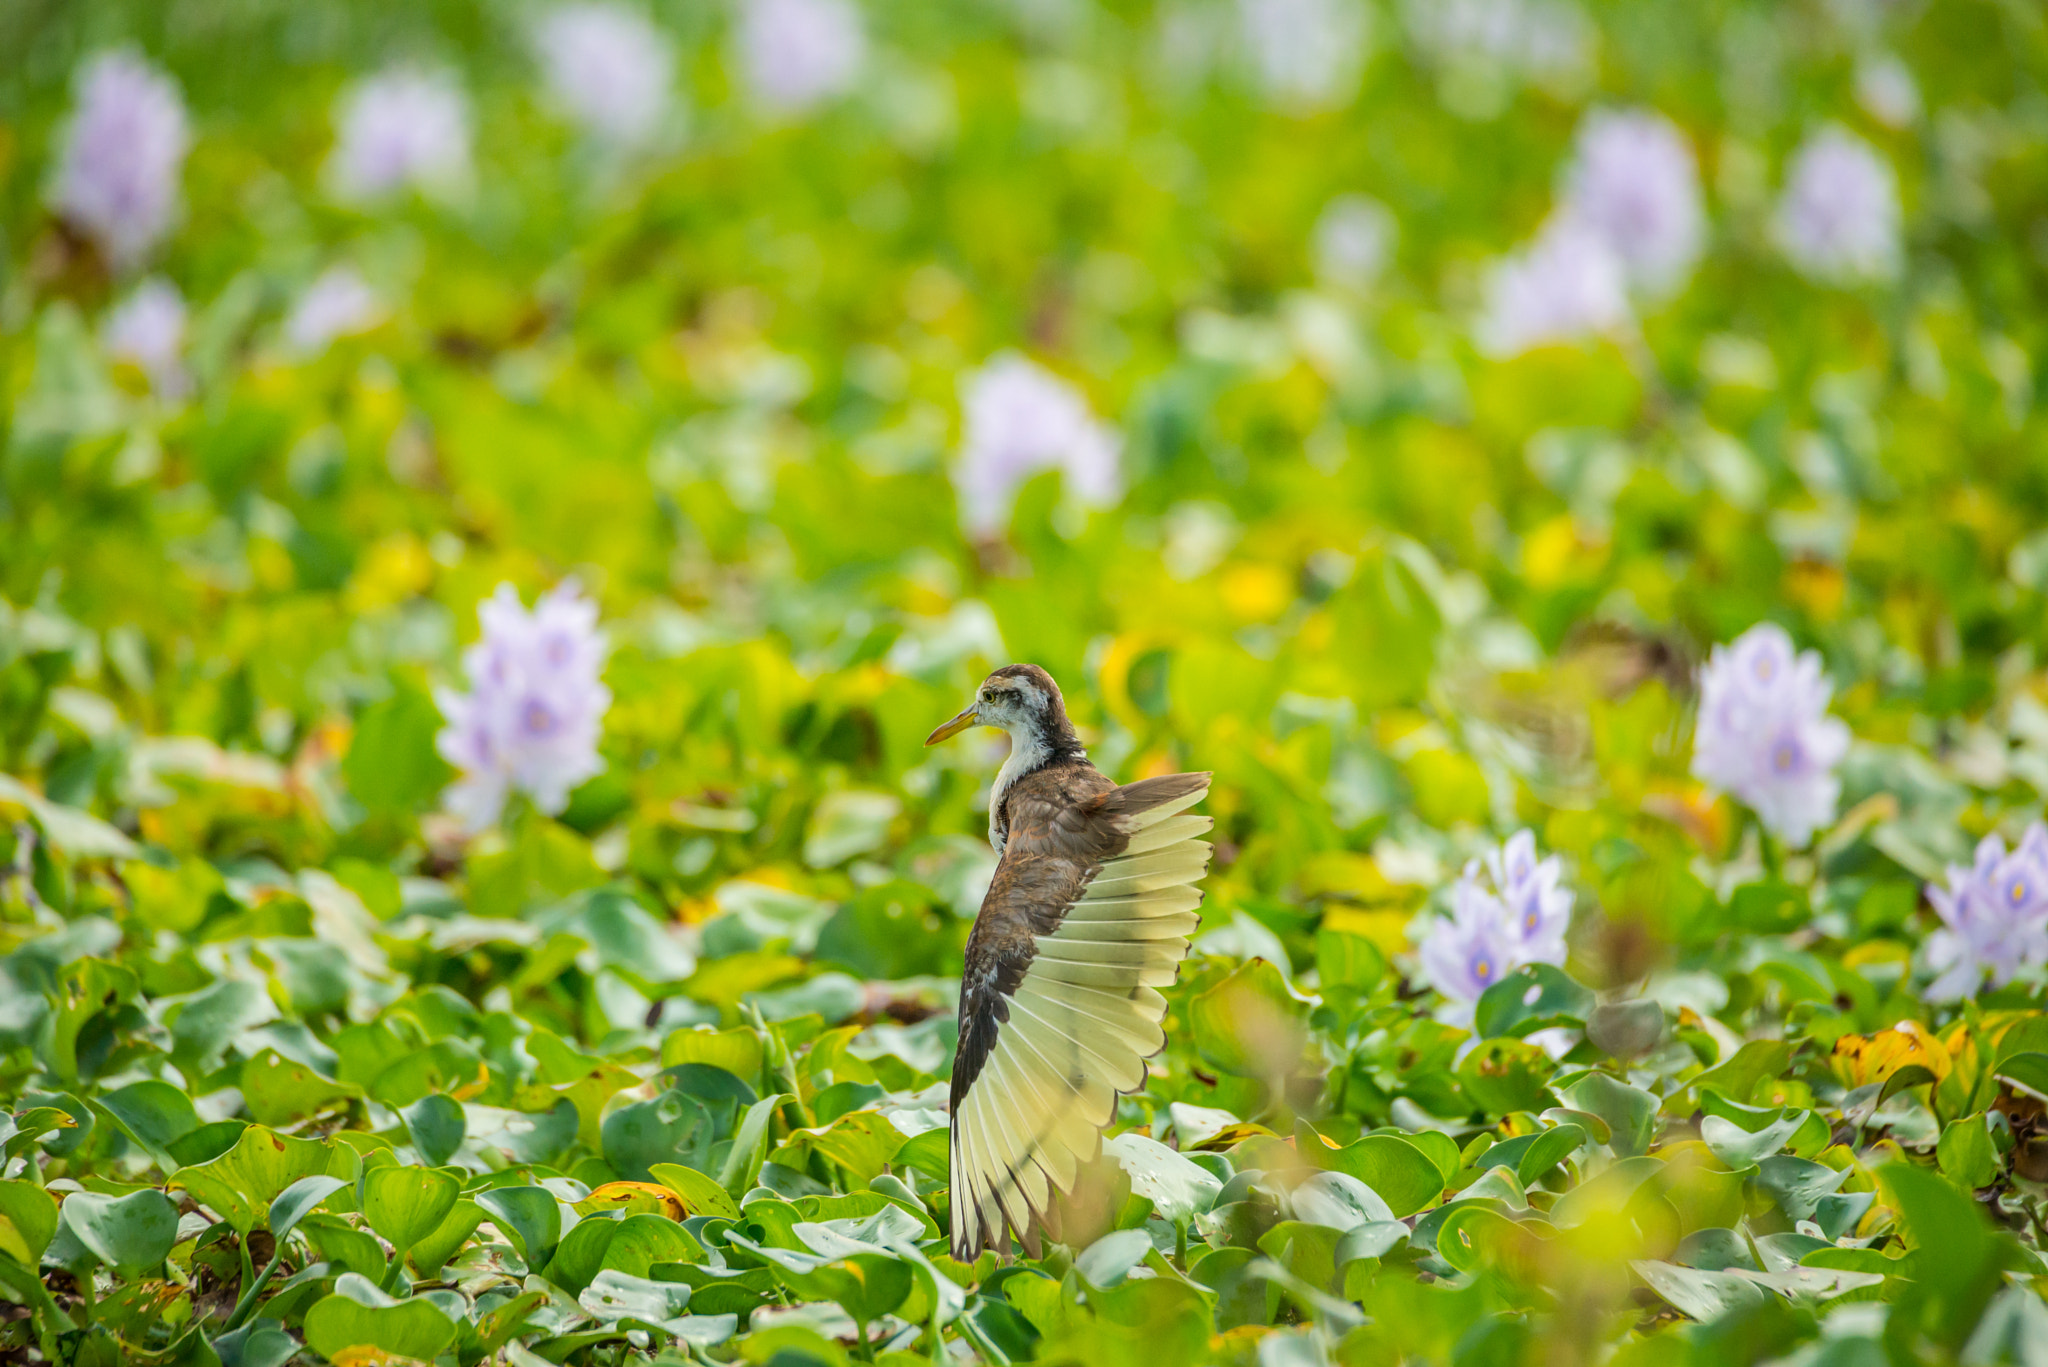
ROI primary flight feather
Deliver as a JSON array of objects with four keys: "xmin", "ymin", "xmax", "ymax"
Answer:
[{"xmin": 925, "ymin": 663, "xmax": 1213, "ymax": 1260}]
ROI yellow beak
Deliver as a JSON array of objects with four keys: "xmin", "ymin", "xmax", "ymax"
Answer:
[{"xmin": 925, "ymin": 706, "xmax": 978, "ymax": 746}]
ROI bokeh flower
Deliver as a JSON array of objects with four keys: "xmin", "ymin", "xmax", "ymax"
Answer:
[
  {"xmin": 1420, "ymin": 830, "xmax": 1572, "ymax": 1019},
  {"xmin": 1773, "ymin": 125, "xmax": 1902, "ymax": 284},
  {"xmin": 954, "ymin": 354, "xmax": 1122, "ymax": 536},
  {"xmin": 736, "ymin": 0, "xmax": 868, "ymax": 114},
  {"xmin": 1855, "ymin": 54, "xmax": 1920, "ymax": 130},
  {"xmin": 48, "ymin": 50, "xmax": 190, "ymax": 269},
  {"xmin": 1479, "ymin": 829, "xmax": 1573, "ymax": 964},
  {"xmin": 1418, "ymin": 878, "xmax": 1524, "ymax": 1013},
  {"xmin": 102, "ymin": 276, "xmax": 191, "ymax": 399},
  {"xmin": 436, "ymin": 582, "xmax": 612, "ymax": 831},
  {"xmin": 285, "ymin": 266, "xmax": 382, "ymax": 356},
  {"xmin": 1313, "ymin": 194, "xmax": 1396, "ymax": 290},
  {"xmin": 1560, "ymin": 108, "xmax": 1704, "ymax": 297},
  {"xmin": 1925, "ymin": 828, "xmax": 2048, "ymax": 1001},
  {"xmin": 1476, "ymin": 215, "xmax": 1631, "ymax": 356},
  {"xmin": 536, "ymin": 2, "xmax": 676, "ymax": 147},
  {"xmin": 1691, "ymin": 623, "xmax": 1851, "ymax": 848},
  {"xmin": 328, "ymin": 68, "xmax": 472, "ymax": 202},
  {"xmin": 1237, "ymin": 0, "xmax": 1371, "ymax": 111}
]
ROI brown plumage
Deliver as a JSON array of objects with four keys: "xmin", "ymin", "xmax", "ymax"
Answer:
[{"xmin": 925, "ymin": 664, "xmax": 1213, "ymax": 1261}]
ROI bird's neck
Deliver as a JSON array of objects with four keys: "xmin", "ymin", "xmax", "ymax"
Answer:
[{"xmin": 989, "ymin": 711, "xmax": 1087, "ymax": 849}]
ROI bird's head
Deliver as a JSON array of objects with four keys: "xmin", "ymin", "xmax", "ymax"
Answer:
[{"xmin": 925, "ymin": 663, "xmax": 1076, "ymax": 751}]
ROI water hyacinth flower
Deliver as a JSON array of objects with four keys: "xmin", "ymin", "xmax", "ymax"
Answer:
[
  {"xmin": 954, "ymin": 354, "xmax": 1122, "ymax": 536},
  {"xmin": 285, "ymin": 266, "xmax": 381, "ymax": 356},
  {"xmin": 536, "ymin": 2, "xmax": 677, "ymax": 147},
  {"xmin": 1312, "ymin": 194, "xmax": 1396, "ymax": 290},
  {"xmin": 328, "ymin": 68, "xmax": 472, "ymax": 202},
  {"xmin": 1476, "ymin": 215, "xmax": 1631, "ymax": 357},
  {"xmin": 1418, "ymin": 829, "xmax": 1571, "ymax": 1019},
  {"xmin": 1560, "ymin": 108, "xmax": 1705, "ymax": 297},
  {"xmin": 435, "ymin": 583, "xmax": 611, "ymax": 831},
  {"xmin": 1237, "ymin": 0, "xmax": 1371, "ymax": 111},
  {"xmin": 1690, "ymin": 623, "xmax": 1851, "ymax": 847},
  {"xmin": 736, "ymin": 0, "xmax": 868, "ymax": 114},
  {"xmin": 1773, "ymin": 125, "xmax": 1903, "ymax": 284},
  {"xmin": 1925, "ymin": 827, "xmax": 2048, "ymax": 1001},
  {"xmin": 102, "ymin": 277, "xmax": 191, "ymax": 399},
  {"xmin": 49, "ymin": 50, "xmax": 190, "ymax": 269},
  {"xmin": 1418, "ymin": 878, "xmax": 1525, "ymax": 1017}
]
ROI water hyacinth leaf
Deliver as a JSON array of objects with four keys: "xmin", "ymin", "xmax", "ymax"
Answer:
[
  {"xmin": 578, "ymin": 1268, "xmax": 692, "ymax": 1332},
  {"xmin": 59, "ymin": 1188, "xmax": 178, "ymax": 1271},
  {"xmin": 303, "ymin": 1273, "xmax": 458, "ymax": 1362},
  {"xmin": 342, "ymin": 683, "xmax": 454, "ymax": 817},
  {"xmin": 1632, "ymin": 1260, "xmax": 1769, "ymax": 1321},
  {"xmin": 543, "ymin": 1212, "xmax": 625, "ymax": 1296},
  {"xmin": 212, "ymin": 1319, "xmax": 297, "ymax": 1367},
  {"xmin": 410, "ymin": 1198, "xmax": 483, "ymax": 1276},
  {"xmin": 1701, "ymin": 1112, "xmax": 1805, "ymax": 1169},
  {"xmin": 1297, "ymin": 1125, "xmax": 1444, "ymax": 1217},
  {"xmin": 1561, "ymin": 1072, "xmax": 1658, "ymax": 1157},
  {"xmin": 475, "ymin": 1185, "xmax": 563, "ymax": 1271},
  {"xmin": 1102, "ymin": 1132, "xmax": 1223, "ymax": 1224},
  {"xmin": 1289, "ymin": 1172, "xmax": 1395, "ymax": 1231},
  {"xmin": 602, "ymin": 1091, "xmax": 712, "ymax": 1181},
  {"xmin": 648, "ymin": 1162, "xmax": 741, "ymax": 1221},
  {"xmin": 97, "ymin": 1079, "xmax": 200, "ymax": 1162},
  {"xmin": 0, "ymin": 1181, "xmax": 60, "ymax": 1262},
  {"xmin": 1586, "ymin": 999, "xmax": 1666, "ymax": 1059},
  {"xmin": 1994, "ymin": 1051, "xmax": 2048, "ymax": 1101},
  {"xmin": 403, "ymin": 1093, "xmax": 465, "ymax": 1167},
  {"xmin": 359, "ymin": 1165, "xmax": 460, "ymax": 1256},
  {"xmin": 1474, "ymin": 964, "xmax": 1596, "ymax": 1039},
  {"xmin": 596, "ymin": 1212, "xmax": 702, "ymax": 1276},
  {"xmin": 240, "ymin": 1049, "xmax": 358, "ymax": 1126},
  {"xmin": 268, "ymin": 1174, "xmax": 349, "ymax": 1242},
  {"xmin": 172, "ymin": 1127, "xmax": 331, "ymax": 1234},
  {"xmin": 578, "ymin": 1181, "xmax": 687, "ymax": 1219},
  {"xmin": 1191, "ymin": 958, "xmax": 1312, "ymax": 1079}
]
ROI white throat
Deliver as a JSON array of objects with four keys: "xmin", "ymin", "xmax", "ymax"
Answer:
[{"xmin": 987, "ymin": 719, "xmax": 1065, "ymax": 854}]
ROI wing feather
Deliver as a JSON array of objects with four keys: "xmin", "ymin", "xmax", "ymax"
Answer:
[{"xmin": 948, "ymin": 769, "xmax": 1212, "ymax": 1260}]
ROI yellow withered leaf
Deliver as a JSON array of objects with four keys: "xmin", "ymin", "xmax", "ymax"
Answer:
[
  {"xmin": 576, "ymin": 1181, "xmax": 688, "ymax": 1220},
  {"xmin": 1832, "ymin": 1022, "xmax": 1952, "ymax": 1090}
]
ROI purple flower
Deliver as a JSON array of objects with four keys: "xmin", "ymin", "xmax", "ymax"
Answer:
[
  {"xmin": 1478, "ymin": 829, "xmax": 1572, "ymax": 964},
  {"xmin": 102, "ymin": 276, "xmax": 190, "ymax": 399},
  {"xmin": 435, "ymin": 583, "xmax": 611, "ymax": 831},
  {"xmin": 1691, "ymin": 623, "xmax": 1851, "ymax": 848},
  {"xmin": 1237, "ymin": 0, "xmax": 1371, "ymax": 111},
  {"xmin": 1476, "ymin": 215, "xmax": 1631, "ymax": 356},
  {"xmin": 1313, "ymin": 194, "xmax": 1396, "ymax": 290},
  {"xmin": 328, "ymin": 68, "xmax": 472, "ymax": 202},
  {"xmin": 285, "ymin": 266, "xmax": 381, "ymax": 356},
  {"xmin": 1925, "ymin": 828, "xmax": 2048, "ymax": 1002},
  {"xmin": 1773, "ymin": 125, "xmax": 1902, "ymax": 284},
  {"xmin": 1419, "ymin": 830, "xmax": 1573, "ymax": 1024},
  {"xmin": 48, "ymin": 50, "xmax": 190, "ymax": 269},
  {"xmin": 954, "ymin": 354, "xmax": 1122, "ymax": 536},
  {"xmin": 736, "ymin": 0, "xmax": 868, "ymax": 114},
  {"xmin": 1418, "ymin": 879, "xmax": 1524, "ymax": 1013},
  {"xmin": 536, "ymin": 3, "xmax": 677, "ymax": 147},
  {"xmin": 1560, "ymin": 108, "xmax": 1704, "ymax": 297}
]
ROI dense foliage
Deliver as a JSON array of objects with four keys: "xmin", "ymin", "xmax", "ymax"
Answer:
[{"xmin": 5, "ymin": 0, "xmax": 2048, "ymax": 1363}]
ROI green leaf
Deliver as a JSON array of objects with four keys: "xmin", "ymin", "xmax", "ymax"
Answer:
[
  {"xmin": 1296, "ymin": 1124, "xmax": 1443, "ymax": 1217},
  {"xmin": 578, "ymin": 1268, "xmax": 693, "ymax": 1333},
  {"xmin": 0, "ymin": 1180, "xmax": 60, "ymax": 1262},
  {"xmin": 1994, "ymin": 1050, "xmax": 2048, "ymax": 1101},
  {"xmin": 475, "ymin": 1185, "xmax": 564, "ymax": 1271},
  {"xmin": 1191, "ymin": 958, "xmax": 1312, "ymax": 1078},
  {"xmin": 302, "ymin": 1273, "xmax": 458, "ymax": 1362},
  {"xmin": 268, "ymin": 1174, "xmax": 349, "ymax": 1242},
  {"xmin": 647, "ymin": 1163, "xmax": 741, "ymax": 1221},
  {"xmin": 1474, "ymin": 963, "xmax": 1595, "ymax": 1039},
  {"xmin": 1701, "ymin": 1112, "xmax": 1805, "ymax": 1169},
  {"xmin": 1631, "ymin": 1260, "xmax": 1768, "ymax": 1321},
  {"xmin": 410, "ymin": 1198, "xmax": 483, "ymax": 1276},
  {"xmin": 343, "ymin": 684, "xmax": 455, "ymax": 816},
  {"xmin": 98, "ymin": 1080, "xmax": 200, "ymax": 1166},
  {"xmin": 359, "ymin": 1165, "xmax": 460, "ymax": 1257},
  {"xmin": 1102, "ymin": 1132, "xmax": 1223, "ymax": 1224},
  {"xmin": 1315, "ymin": 929, "xmax": 1385, "ymax": 993},
  {"xmin": 172, "ymin": 1126, "xmax": 331, "ymax": 1234},
  {"xmin": 403, "ymin": 1094, "xmax": 466, "ymax": 1167},
  {"xmin": 1937, "ymin": 1116, "xmax": 1999, "ymax": 1192},
  {"xmin": 1560, "ymin": 1072, "xmax": 1657, "ymax": 1157},
  {"xmin": 239, "ymin": 1049, "xmax": 359, "ymax": 1126},
  {"xmin": 59, "ymin": 1189, "xmax": 178, "ymax": 1272}
]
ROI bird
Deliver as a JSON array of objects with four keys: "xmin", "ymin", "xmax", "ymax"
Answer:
[{"xmin": 924, "ymin": 663, "xmax": 1213, "ymax": 1261}]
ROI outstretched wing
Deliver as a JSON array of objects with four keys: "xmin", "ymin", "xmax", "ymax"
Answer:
[{"xmin": 949, "ymin": 771, "xmax": 1212, "ymax": 1261}]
